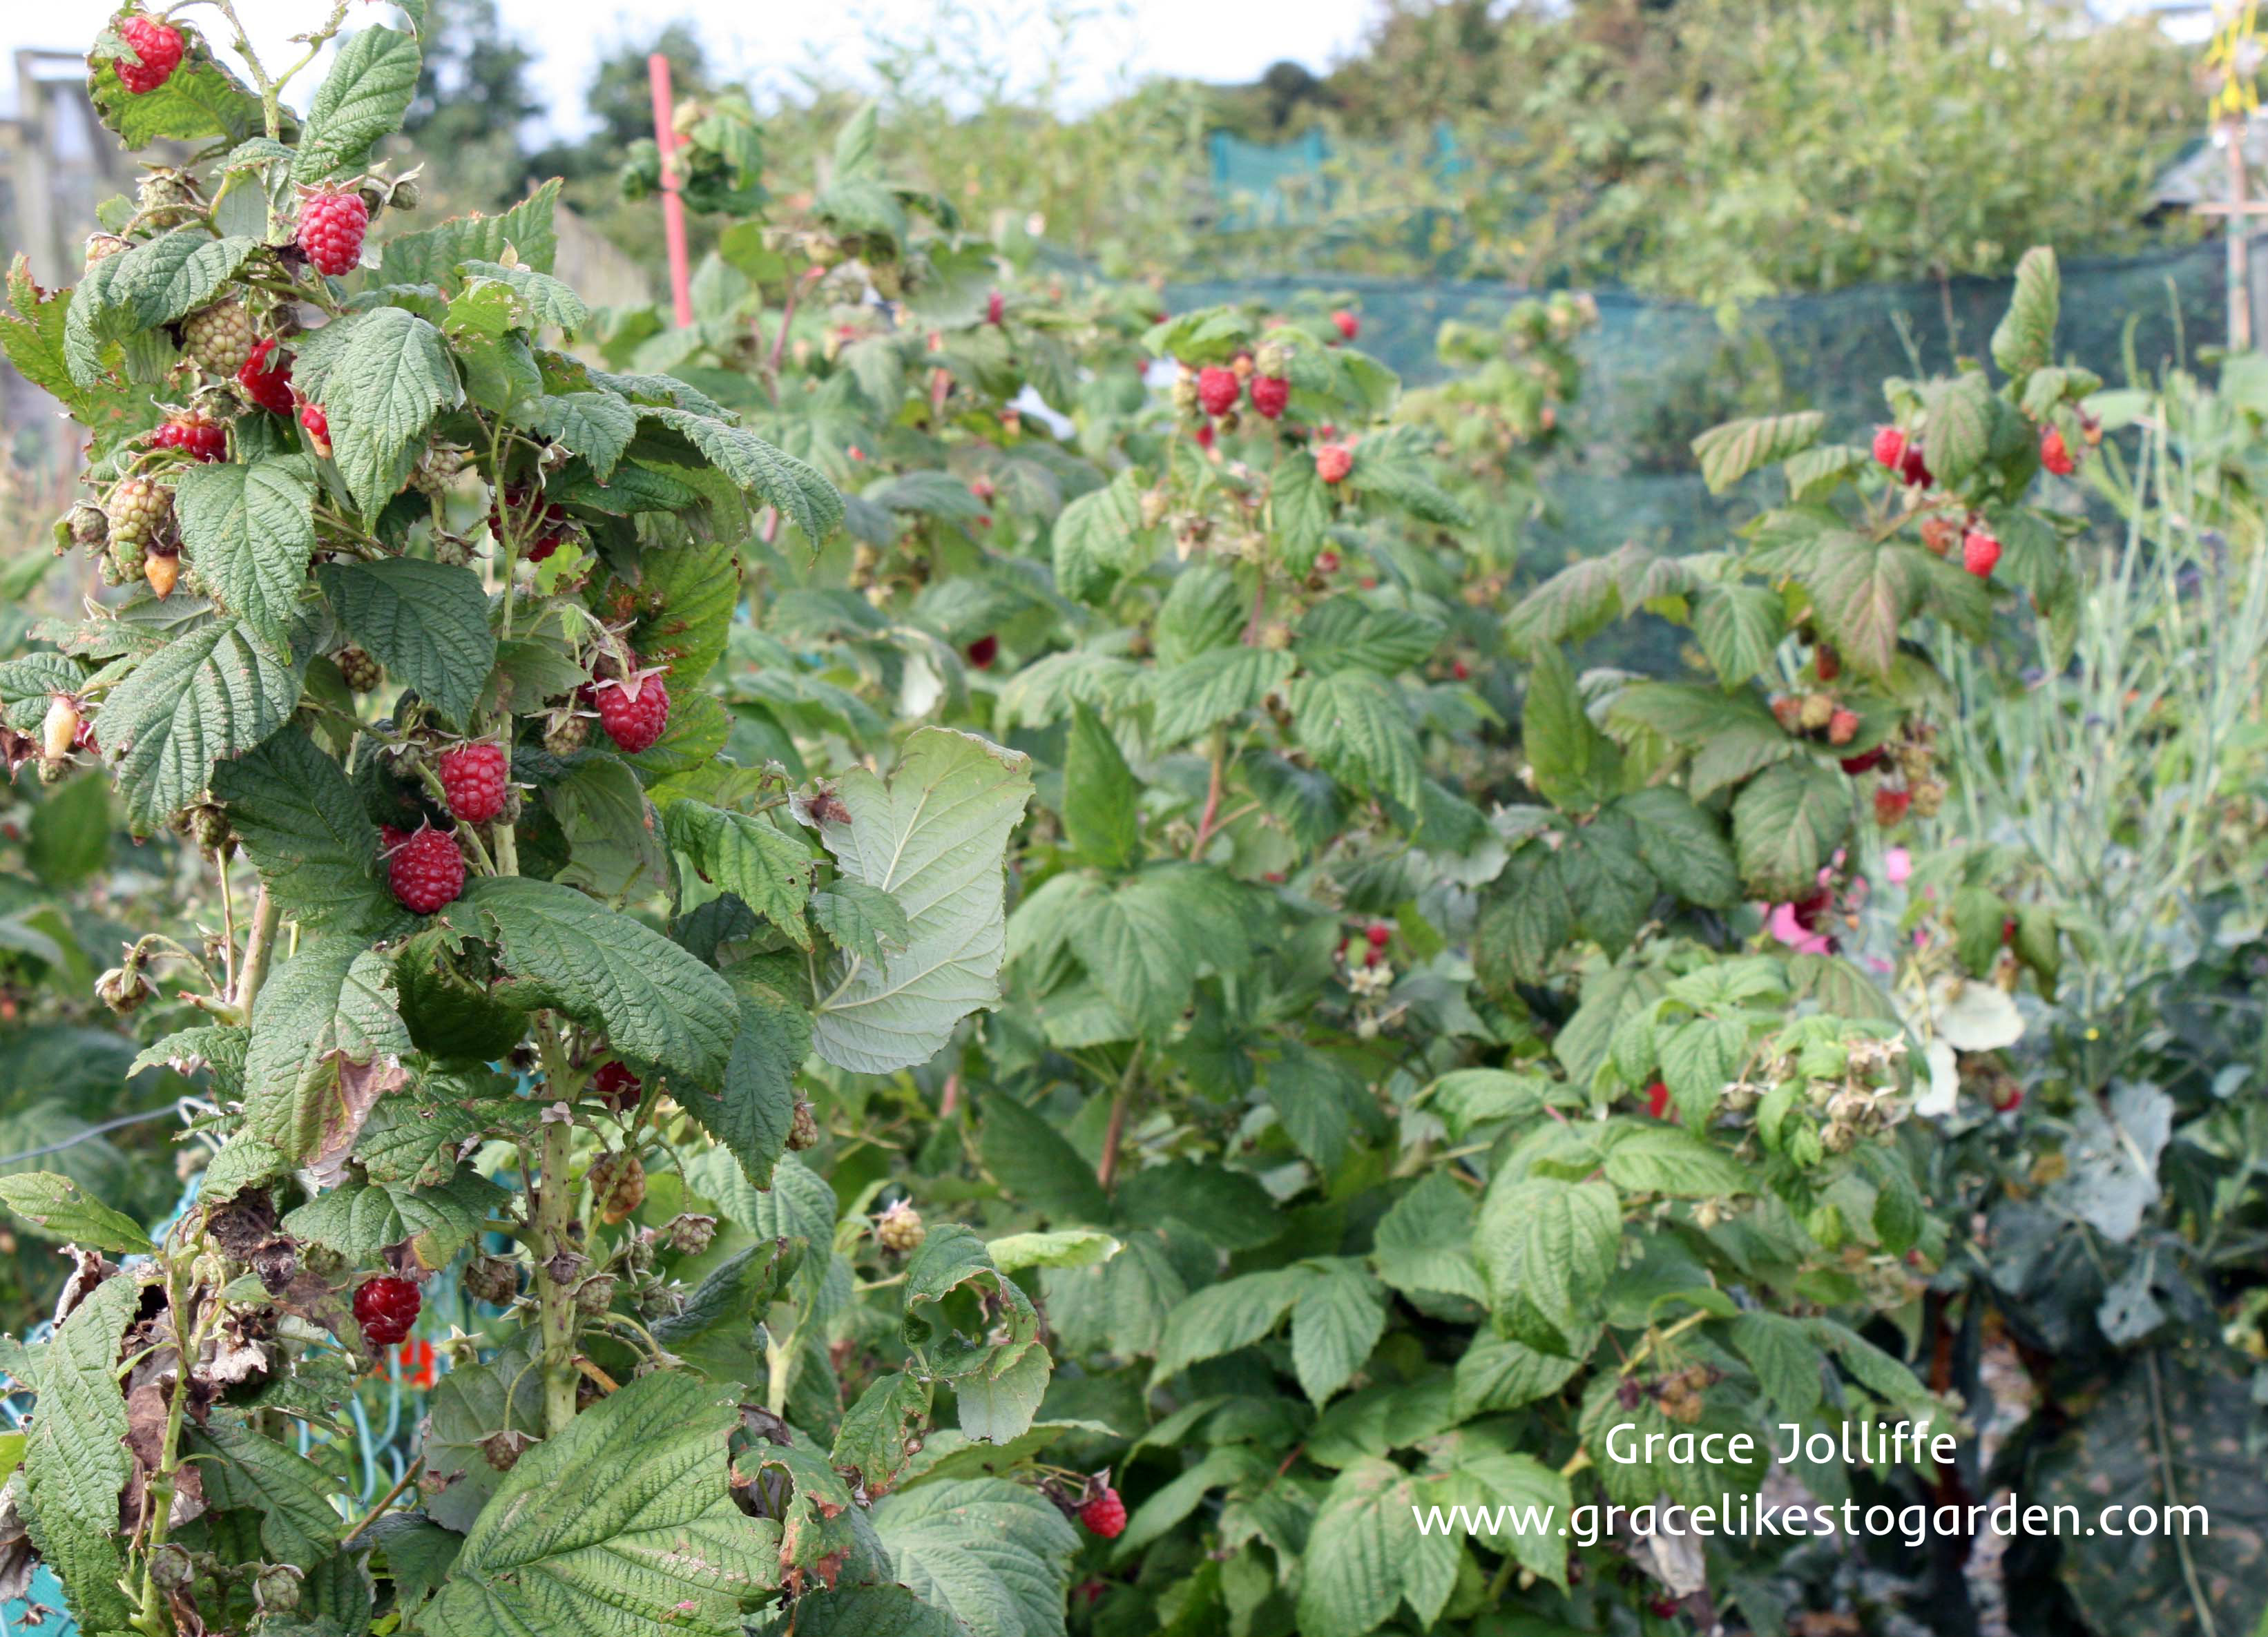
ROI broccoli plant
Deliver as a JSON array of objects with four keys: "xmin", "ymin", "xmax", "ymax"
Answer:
[{"xmin": 0, "ymin": 11, "xmax": 1065, "ymax": 1637}]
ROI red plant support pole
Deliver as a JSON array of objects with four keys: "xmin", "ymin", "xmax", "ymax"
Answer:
[{"xmin": 648, "ymin": 52, "xmax": 693, "ymax": 329}]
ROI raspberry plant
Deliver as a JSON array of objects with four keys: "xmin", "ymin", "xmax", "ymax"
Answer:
[{"xmin": 0, "ymin": 12, "xmax": 1064, "ymax": 1637}]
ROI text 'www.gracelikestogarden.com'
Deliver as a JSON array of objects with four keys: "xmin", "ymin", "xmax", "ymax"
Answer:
[{"xmin": 1414, "ymin": 1420, "xmax": 2209, "ymax": 1550}]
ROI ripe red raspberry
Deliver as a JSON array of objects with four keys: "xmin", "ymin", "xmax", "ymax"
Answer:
[
  {"xmin": 592, "ymin": 1060, "xmax": 642, "ymax": 1110},
  {"xmin": 115, "ymin": 15, "xmax": 184, "ymax": 94},
  {"xmin": 966, "ymin": 634, "xmax": 999, "ymax": 670},
  {"xmin": 1874, "ymin": 786, "xmax": 1912, "ymax": 824},
  {"xmin": 1899, "ymin": 442, "xmax": 1932, "ymax": 488},
  {"xmin": 492, "ymin": 481, "xmax": 568, "ymax": 561},
  {"xmin": 1870, "ymin": 425, "xmax": 1906, "ymax": 472},
  {"xmin": 300, "ymin": 403, "xmax": 330, "ymax": 457},
  {"xmin": 297, "ymin": 186, "xmax": 369, "ymax": 278},
  {"xmin": 1249, "ymin": 374, "xmax": 1290, "ymax": 420},
  {"xmin": 436, "ymin": 741, "xmax": 509, "ymax": 824},
  {"xmin": 1331, "ymin": 309, "xmax": 1359, "ymax": 341},
  {"xmin": 1961, "ymin": 527, "xmax": 2001, "ymax": 578},
  {"xmin": 1826, "ymin": 708, "xmax": 1860, "ymax": 746},
  {"xmin": 1990, "ymin": 1081, "xmax": 2024, "ymax": 1114},
  {"xmin": 1789, "ymin": 887, "xmax": 1834, "ymax": 933},
  {"xmin": 1315, "ymin": 443, "xmax": 1353, "ymax": 485},
  {"xmin": 1646, "ymin": 1079, "xmax": 1672, "ymax": 1120},
  {"xmin": 387, "ymin": 824, "xmax": 465, "ymax": 914},
  {"xmin": 237, "ymin": 337, "xmax": 294, "ymax": 415},
  {"xmin": 1839, "ymin": 747, "xmax": 1885, "ymax": 775},
  {"xmin": 353, "ymin": 1275, "xmax": 422, "ymax": 1347},
  {"xmin": 1365, "ymin": 922, "xmax": 1391, "ymax": 949},
  {"xmin": 986, "ymin": 289, "xmax": 1006, "ymax": 326},
  {"xmin": 1193, "ymin": 422, "xmax": 1215, "ymax": 451},
  {"xmin": 1452, "ymin": 657, "xmax": 1470, "ymax": 680},
  {"xmin": 1078, "ymin": 1488, "xmax": 1127, "ymax": 1539},
  {"xmin": 1195, "ymin": 365, "xmax": 1240, "ymax": 418},
  {"xmin": 153, "ymin": 413, "xmax": 226, "ymax": 463},
  {"xmin": 1814, "ymin": 643, "xmax": 1840, "ymax": 682},
  {"xmin": 593, "ymin": 673, "xmax": 671, "ymax": 753},
  {"xmin": 1315, "ymin": 549, "xmax": 1340, "ymax": 574},
  {"xmin": 2039, "ymin": 424, "xmax": 2075, "ymax": 476}
]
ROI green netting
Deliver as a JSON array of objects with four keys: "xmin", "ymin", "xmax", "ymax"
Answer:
[{"xmin": 1171, "ymin": 234, "xmax": 2231, "ymax": 573}]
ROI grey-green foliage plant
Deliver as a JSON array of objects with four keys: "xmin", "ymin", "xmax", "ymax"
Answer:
[{"xmin": 0, "ymin": 9, "xmax": 1072, "ymax": 1637}]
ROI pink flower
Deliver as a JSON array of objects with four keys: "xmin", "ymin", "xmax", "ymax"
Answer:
[
  {"xmin": 1885, "ymin": 846, "xmax": 1912, "ymax": 886},
  {"xmin": 1764, "ymin": 902, "xmax": 1832, "ymax": 955}
]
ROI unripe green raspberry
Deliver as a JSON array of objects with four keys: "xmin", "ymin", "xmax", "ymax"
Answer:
[
  {"xmin": 254, "ymin": 1565, "xmax": 301, "ymax": 1614},
  {"xmin": 543, "ymin": 710, "xmax": 592, "ymax": 755},
  {"xmin": 336, "ymin": 646, "xmax": 381, "ymax": 692},
  {"xmin": 573, "ymin": 1273, "xmax": 618, "ymax": 1315},
  {"xmin": 84, "ymin": 234, "xmax": 131, "ymax": 269},
  {"xmin": 136, "ymin": 168, "xmax": 195, "ymax": 213},
  {"xmin": 786, "ymin": 1101, "xmax": 820, "ymax": 1151},
  {"xmin": 876, "ymin": 1200, "xmax": 925, "ymax": 1254},
  {"xmin": 662, "ymin": 1212, "xmax": 718, "ymax": 1255},
  {"xmin": 432, "ymin": 533, "xmax": 474, "ymax": 567},
  {"xmin": 68, "ymin": 501, "xmax": 108, "ymax": 552},
  {"xmin": 461, "ymin": 1253, "xmax": 519, "ymax": 1306},
  {"xmin": 104, "ymin": 477, "xmax": 171, "ymax": 553},
  {"xmin": 1254, "ymin": 337, "xmax": 1292, "ymax": 377},
  {"xmin": 180, "ymin": 300, "xmax": 255, "ymax": 376},
  {"xmin": 588, "ymin": 1150, "xmax": 646, "ymax": 1225}
]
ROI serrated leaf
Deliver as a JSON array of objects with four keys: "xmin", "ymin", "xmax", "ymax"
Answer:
[
  {"xmin": 1296, "ymin": 600, "xmax": 1443, "ymax": 676},
  {"xmin": 1155, "ymin": 1268, "xmax": 1310, "ymax": 1380},
  {"xmin": 458, "ymin": 260, "xmax": 588, "ymax": 334},
  {"xmin": 1731, "ymin": 758, "xmax": 1851, "ymax": 901},
  {"xmin": 810, "ymin": 880, "xmax": 908, "ymax": 968},
  {"xmin": 1804, "ymin": 532, "xmax": 1915, "ymax": 679},
  {"xmin": 1598, "ymin": 1122, "xmax": 1753, "ymax": 1198},
  {"xmin": 1615, "ymin": 786, "xmax": 1738, "ymax": 909},
  {"xmin": 871, "ymin": 1479, "xmax": 1079, "ymax": 1637},
  {"xmin": 1066, "ymin": 867, "xmax": 1242, "ymax": 1036},
  {"xmin": 294, "ymin": 26, "xmax": 420, "ymax": 182},
  {"xmin": 674, "ymin": 984, "xmax": 809, "ymax": 1191},
  {"xmin": 809, "ymin": 728, "xmax": 1033, "ymax": 1075},
  {"xmin": 1061, "ymin": 704, "xmax": 1138, "ymax": 870},
  {"xmin": 1521, "ymin": 644, "xmax": 1620, "ymax": 811},
  {"xmin": 666, "ymin": 800, "xmax": 815, "ymax": 947},
  {"xmin": 193, "ymin": 1417, "xmax": 349, "ymax": 1567},
  {"xmin": 1050, "ymin": 469, "xmax": 1151, "ymax": 603},
  {"xmin": 1691, "ymin": 582, "xmax": 1784, "ymax": 687},
  {"xmin": 1295, "ymin": 1458, "xmax": 1461, "ymax": 1637},
  {"xmin": 830, "ymin": 1372, "xmax": 934, "ymax": 1500},
  {"xmin": 379, "ymin": 180, "xmax": 563, "ymax": 284},
  {"xmin": 23, "ymin": 1271, "xmax": 138, "ymax": 1631},
  {"xmin": 412, "ymin": 1372, "xmax": 782, "ymax": 1637},
  {"xmin": 1149, "ymin": 646, "xmax": 1295, "ymax": 745},
  {"xmin": 1452, "ymin": 1333, "xmax": 1583, "ymax": 1417},
  {"xmin": 1474, "ymin": 1176, "xmax": 1620, "ymax": 1339},
  {"xmin": 0, "ymin": 1172, "xmax": 148, "ymax": 1253},
  {"xmin": 1372, "ymin": 1172, "xmax": 1486, "ymax": 1305},
  {"xmin": 64, "ymin": 229, "xmax": 260, "ymax": 384},
  {"xmin": 102, "ymin": 618, "xmax": 303, "ymax": 829},
  {"xmin": 173, "ymin": 457, "xmax": 316, "ymax": 650},
  {"xmin": 642, "ymin": 405, "xmax": 842, "ymax": 545},
  {"xmin": 285, "ymin": 1167, "xmax": 505, "ymax": 1268},
  {"xmin": 463, "ymin": 876, "xmax": 739, "ymax": 1081},
  {"xmin": 1692, "ymin": 411, "xmax": 1825, "ymax": 494},
  {"xmin": 524, "ymin": 391, "xmax": 637, "ymax": 481},
  {"xmin": 242, "ymin": 938, "xmax": 410, "ymax": 1165},
  {"xmin": 317, "ymin": 305, "xmax": 461, "ymax": 517},
  {"xmin": 317, "ymin": 558, "xmax": 495, "ymax": 726},
  {"xmin": 1923, "ymin": 374, "xmax": 1994, "ymax": 485},
  {"xmin": 1288, "ymin": 669, "xmax": 1422, "ymax": 810},
  {"xmin": 1291, "ymin": 1261, "xmax": 1387, "ymax": 1404},
  {"xmin": 211, "ymin": 726, "xmax": 390, "ymax": 932},
  {"xmin": 0, "ymin": 651, "xmax": 86, "ymax": 730},
  {"xmin": 1991, "ymin": 246, "xmax": 2059, "ymax": 379}
]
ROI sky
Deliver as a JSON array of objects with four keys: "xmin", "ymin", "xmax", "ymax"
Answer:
[{"xmin": 1, "ymin": 0, "xmax": 1383, "ymax": 131}]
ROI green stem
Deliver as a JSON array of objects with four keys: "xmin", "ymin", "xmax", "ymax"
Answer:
[
  {"xmin": 235, "ymin": 887, "xmax": 278, "ymax": 1020},
  {"xmin": 133, "ymin": 1262, "xmax": 211, "ymax": 1637},
  {"xmin": 533, "ymin": 1107, "xmax": 579, "ymax": 1437}
]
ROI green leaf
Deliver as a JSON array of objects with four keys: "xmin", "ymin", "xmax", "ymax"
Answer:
[
  {"xmin": 1288, "ymin": 670, "xmax": 1422, "ymax": 810},
  {"xmin": 1615, "ymin": 786, "xmax": 1738, "ymax": 910},
  {"xmin": 1291, "ymin": 1261, "xmax": 1387, "ymax": 1405},
  {"xmin": 548, "ymin": 753, "xmax": 664, "ymax": 901},
  {"xmin": 459, "ymin": 260, "xmax": 589, "ymax": 335},
  {"xmin": 809, "ymin": 728, "xmax": 1034, "ymax": 1075},
  {"xmin": 1691, "ymin": 411, "xmax": 1825, "ymax": 494},
  {"xmin": 89, "ymin": 41, "xmax": 266, "ymax": 150},
  {"xmin": 1922, "ymin": 374, "xmax": 1994, "ymax": 485},
  {"xmin": 666, "ymin": 800, "xmax": 815, "ymax": 946},
  {"xmin": 173, "ymin": 456, "xmax": 316, "ymax": 650},
  {"xmin": 1051, "ymin": 470, "xmax": 1152, "ymax": 603},
  {"xmin": 0, "ymin": 1172, "xmax": 148, "ymax": 1253},
  {"xmin": 1731, "ymin": 758, "xmax": 1852, "ymax": 901},
  {"xmin": 1372, "ymin": 1172, "xmax": 1486, "ymax": 1305},
  {"xmin": 318, "ymin": 305, "xmax": 461, "ymax": 518},
  {"xmin": 1155, "ymin": 1268, "xmax": 1310, "ymax": 1380},
  {"xmin": 1804, "ymin": 532, "xmax": 1916, "ymax": 679},
  {"xmin": 192, "ymin": 1417, "xmax": 349, "ymax": 1567},
  {"xmin": 1990, "ymin": 246, "xmax": 2059, "ymax": 379},
  {"xmin": 413, "ymin": 1372, "xmax": 782, "ymax": 1637},
  {"xmin": 810, "ymin": 880, "xmax": 908, "ymax": 968},
  {"xmin": 1474, "ymin": 1177, "xmax": 1620, "ymax": 1341},
  {"xmin": 1522, "ymin": 645, "xmax": 1620, "ymax": 811},
  {"xmin": 242, "ymin": 938, "xmax": 410, "ymax": 1166},
  {"xmin": 749, "ymin": 1587, "xmax": 957, "ymax": 1637},
  {"xmin": 1597, "ymin": 1122, "xmax": 1753, "ymax": 1198},
  {"xmin": 977, "ymin": 1093, "xmax": 1109, "ymax": 1222},
  {"xmin": 641, "ymin": 405, "xmax": 843, "ymax": 545},
  {"xmin": 1270, "ymin": 452, "xmax": 1334, "ymax": 572},
  {"xmin": 985, "ymin": 1230, "xmax": 1120, "ymax": 1272},
  {"xmin": 625, "ymin": 534, "xmax": 741, "ymax": 689},
  {"xmin": 380, "ymin": 180, "xmax": 563, "ymax": 284},
  {"xmin": 871, "ymin": 1479, "xmax": 1079, "ymax": 1637},
  {"xmin": 525, "ymin": 391, "xmax": 637, "ymax": 481},
  {"xmin": 462, "ymin": 876, "xmax": 739, "ymax": 1082},
  {"xmin": 1732, "ymin": 1311, "xmax": 1825, "ymax": 1416},
  {"xmin": 1452, "ymin": 1333, "xmax": 1583, "ymax": 1417},
  {"xmin": 901, "ymin": 1226, "xmax": 1045, "ymax": 1387},
  {"xmin": 1149, "ymin": 646, "xmax": 1296, "ymax": 745},
  {"xmin": 0, "ymin": 651, "xmax": 86, "ymax": 730},
  {"xmin": 102, "ymin": 617, "xmax": 303, "ymax": 829},
  {"xmin": 1473, "ymin": 846, "xmax": 1571, "ymax": 989},
  {"xmin": 1296, "ymin": 600, "xmax": 1443, "ymax": 676},
  {"xmin": 285, "ymin": 1167, "xmax": 505, "ymax": 1269},
  {"xmin": 648, "ymin": 1239, "xmax": 801, "ymax": 1383},
  {"xmin": 1295, "ymin": 1458, "xmax": 1461, "ymax": 1637},
  {"xmin": 294, "ymin": 26, "xmax": 421, "ymax": 182},
  {"xmin": 1061, "ymin": 704, "xmax": 1139, "ymax": 870},
  {"xmin": 211, "ymin": 726, "xmax": 390, "ymax": 932},
  {"xmin": 1066, "ymin": 868, "xmax": 1242, "ymax": 1036},
  {"xmin": 1153, "ymin": 563, "xmax": 1244, "ymax": 666},
  {"xmin": 830, "ymin": 1370, "xmax": 934, "ymax": 1499},
  {"xmin": 1692, "ymin": 582, "xmax": 1785, "ymax": 687},
  {"xmin": 23, "ymin": 1270, "xmax": 138, "ymax": 1632},
  {"xmin": 674, "ymin": 984, "xmax": 809, "ymax": 1191},
  {"xmin": 28, "ymin": 772, "xmax": 110, "ymax": 886},
  {"xmin": 64, "ymin": 229, "xmax": 260, "ymax": 384}
]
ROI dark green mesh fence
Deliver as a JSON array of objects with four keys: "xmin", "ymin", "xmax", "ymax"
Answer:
[{"xmin": 1171, "ymin": 234, "xmax": 2231, "ymax": 577}]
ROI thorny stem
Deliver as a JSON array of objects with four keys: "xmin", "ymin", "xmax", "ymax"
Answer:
[
  {"xmin": 1189, "ymin": 726, "xmax": 1229, "ymax": 858},
  {"xmin": 533, "ymin": 1085, "xmax": 579, "ymax": 1437},
  {"xmin": 133, "ymin": 1252, "xmax": 213, "ymax": 1637}
]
